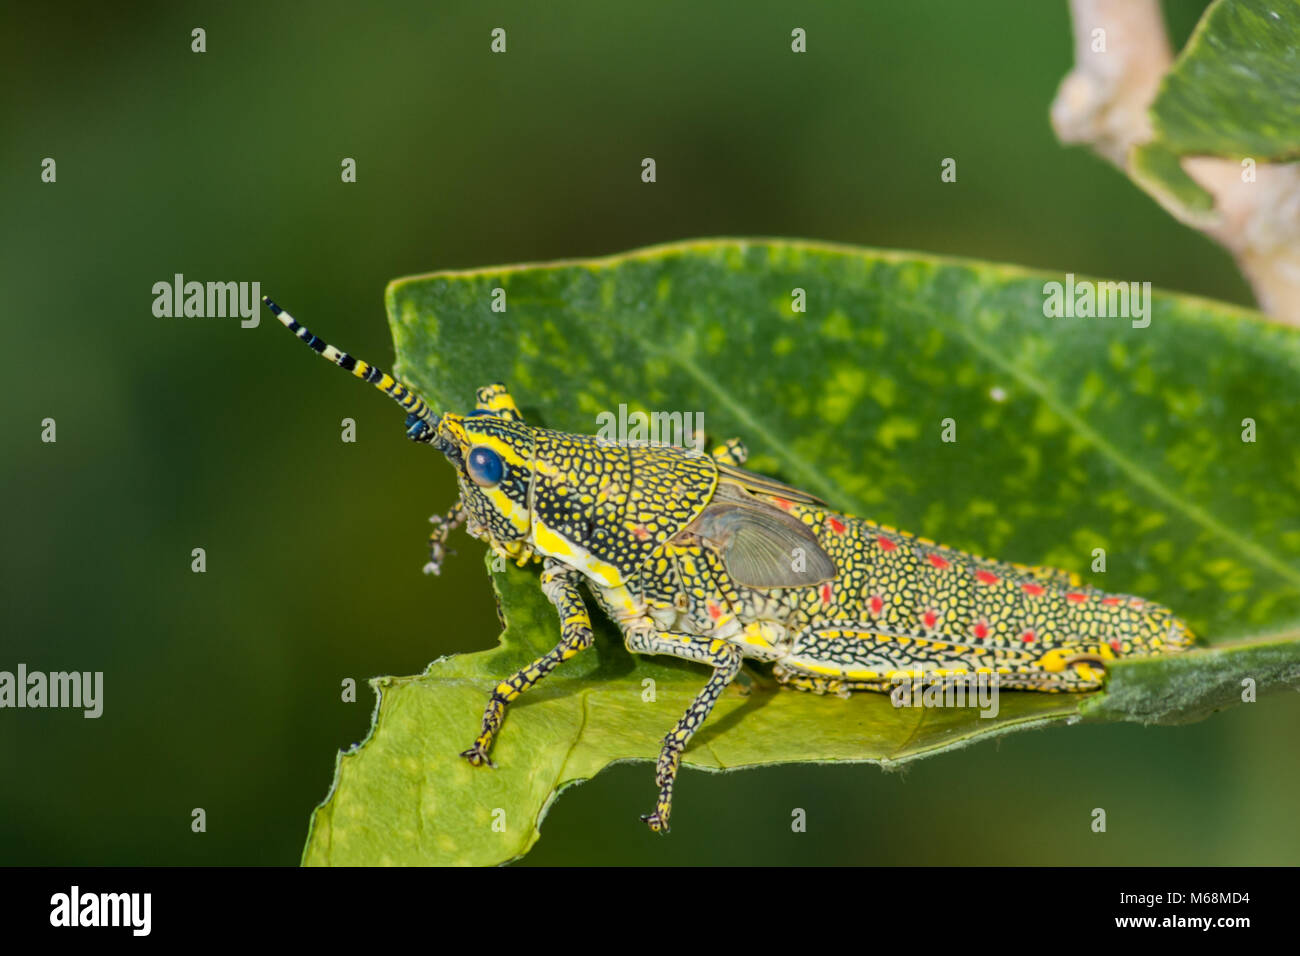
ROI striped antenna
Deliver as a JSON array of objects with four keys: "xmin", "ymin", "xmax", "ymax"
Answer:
[{"xmin": 263, "ymin": 296, "xmax": 439, "ymax": 439}]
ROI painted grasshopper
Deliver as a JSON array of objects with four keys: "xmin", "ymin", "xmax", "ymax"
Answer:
[{"xmin": 264, "ymin": 296, "xmax": 1195, "ymax": 832}]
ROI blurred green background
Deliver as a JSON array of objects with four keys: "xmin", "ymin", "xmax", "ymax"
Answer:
[{"xmin": 4, "ymin": 0, "xmax": 1297, "ymax": 866}]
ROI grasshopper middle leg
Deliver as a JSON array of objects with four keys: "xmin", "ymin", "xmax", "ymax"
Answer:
[{"xmin": 624, "ymin": 628, "xmax": 743, "ymax": 833}]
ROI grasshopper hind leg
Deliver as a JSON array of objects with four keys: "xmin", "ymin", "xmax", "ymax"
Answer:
[
  {"xmin": 774, "ymin": 655, "xmax": 1108, "ymax": 694},
  {"xmin": 772, "ymin": 663, "xmax": 889, "ymax": 697}
]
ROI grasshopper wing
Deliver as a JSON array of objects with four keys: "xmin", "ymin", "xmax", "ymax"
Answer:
[
  {"xmin": 690, "ymin": 482, "xmax": 836, "ymax": 588},
  {"xmin": 714, "ymin": 462, "xmax": 828, "ymax": 507}
]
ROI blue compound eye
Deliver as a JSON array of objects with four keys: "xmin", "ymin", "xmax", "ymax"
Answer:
[{"xmin": 467, "ymin": 446, "xmax": 504, "ymax": 488}]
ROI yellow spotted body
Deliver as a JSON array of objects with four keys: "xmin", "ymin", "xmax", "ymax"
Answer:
[
  {"xmin": 263, "ymin": 297, "xmax": 1195, "ymax": 832},
  {"xmin": 435, "ymin": 399, "xmax": 1194, "ymax": 834},
  {"xmin": 589, "ymin": 492, "xmax": 1193, "ymax": 695}
]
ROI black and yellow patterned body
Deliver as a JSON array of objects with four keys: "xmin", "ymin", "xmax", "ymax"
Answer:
[
  {"xmin": 263, "ymin": 297, "xmax": 1195, "ymax": 833},
  {"xmin": 595, "ymin": 489, "xmax": 1193, "ymax": 696},
  {"xmin": 436, "ymin": 394, "xmax": 1194, "ymax": 831}
]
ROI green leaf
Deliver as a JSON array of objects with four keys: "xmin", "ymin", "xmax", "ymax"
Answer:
[
  {"xmin": 1129, "ymin": 142, "xmax": 1218, "ymax": 228},
  {"xmin": 1134, "ymin": 0, "xmax": 1300, "ymax": 217},
  {"xmin": 303, "ymin": 239, "xmax": 1300, "ymax": 866},
  {"xmin": 1150, "ymin": 0, "xmax": 1300, "ymax": 162}
]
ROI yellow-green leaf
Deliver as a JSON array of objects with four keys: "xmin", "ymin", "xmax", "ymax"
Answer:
[{"xmin": 1134, "ymin": 0, "xmax": 1300, "ymax": 218}]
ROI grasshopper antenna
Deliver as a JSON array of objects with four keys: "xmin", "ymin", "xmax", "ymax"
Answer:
[{"xmin": 263, "ymin": 296, "xmax": 440, "ymax": 443}]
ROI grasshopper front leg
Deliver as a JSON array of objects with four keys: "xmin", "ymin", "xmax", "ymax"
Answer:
[
  {"xmin": 423, "ymin": 500, "xmax": 466, "ymax": 576},
  {"xmin": 474, "ymin": 382, "xmax": 524, "ymax": 421},
  {"xmin": 710, "ymin": 437, "xmax": 748, "ymax": 466},
  {"xmin": 461, "ymin": 559, "xmax": 593, "ymax": 766},
  {"xmin": 624, "ymin": 627, "xmax": 743, "ymax": 833}
]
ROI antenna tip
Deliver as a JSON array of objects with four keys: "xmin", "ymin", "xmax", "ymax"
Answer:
[{"xmin": 262, "ymin": 296, "xmax": 282, "ymax": 315}]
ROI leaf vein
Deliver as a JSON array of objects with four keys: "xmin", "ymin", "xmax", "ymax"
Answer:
[{"xmin": 943, "ymin": 313, "xmax": 1300, "ymax": 592}]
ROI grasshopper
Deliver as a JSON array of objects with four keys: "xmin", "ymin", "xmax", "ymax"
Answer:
[{"xmin": 264, "ymin": 296, "xmax": 1195, "ymax": 832}]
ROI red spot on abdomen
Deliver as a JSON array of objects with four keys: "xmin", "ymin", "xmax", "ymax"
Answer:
[
  {"xmin": 975, "ymin": 570, "xmax": 999, "ymax": 585},
  {"xmin": 927, "ymin": 553, "xmax": 950, "ymax": 570},
  {"xmin": 707, "ymin": 602, "xmax": 721, "ymax": 621},
  {"xmin": 773, "ymin": 497, "xmax": 793, "ymax": 511},
  {"xmin": 828, "ymin": 517, "xmax": 846, "ymax": 535},
  {"xmin": 821, "ymin": 584, "xmax": 833, "ymax": 605},
  {"xmin": 1109, "ymin": 639, "xmax": 1122, "ymax": 653},
  {"xmin": 1021, "ymin": 630, "xmax": 1036, "ymax": 643},
  {"xmin": 1102, "ymin": 596, "xmax": 1123, "ymax": 606},
  {"xmin": 923, "ymin": 610, "xmax": 939, "ymax": 630},
  {"xmin": 877, "ymin": 536, "xmax": 897, "ymax": 551},
  {"xmin": 1022, "ymin": 583, "xmax": 1045, "ymax": 597},
  {"xmin": 869, "ymin": 594, "xmax": 884, "ymax": 615},
  {"xmin": 973, "ymin": 620, "xmax": 989, "ymax": 641},
  {"xmin": 1067, "ymin": 592, "xmax": 1088, "ymax": 604}
]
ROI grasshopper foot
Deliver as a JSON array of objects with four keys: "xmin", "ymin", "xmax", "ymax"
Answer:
[
  {"xmin": 640, "ymin": 809, "xmax": 671, "ymax": 834},
  {"xmin": 460, "ymin": 744, "xmax": 497, "ymax": 769},
  {"xmin": 423, "ymin": 541, "xmax": 456, "ymax": 576},
  {"xmin": 425, "ymin": 504, "xmax": 465, "ymax": 576}
]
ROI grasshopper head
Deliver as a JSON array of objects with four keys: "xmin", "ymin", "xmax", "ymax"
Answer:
[
  {"xmin": 435, "ymin": 410, "xmax": 536, "ymax": 556},
  {"xmin": 261, "ymin": 297, "xmax": 540, "ymax": 561}
]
